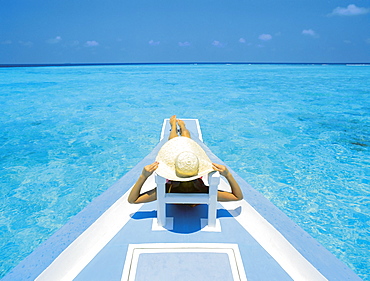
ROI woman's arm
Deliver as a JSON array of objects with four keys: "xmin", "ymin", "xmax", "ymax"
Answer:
[
  {"xmin": 212, "ymin": 163, "xmax": 243, "ymax": 201},
  {"xmin": 128, "ymin": 162, "xmax": 158, "ymax": 204}
]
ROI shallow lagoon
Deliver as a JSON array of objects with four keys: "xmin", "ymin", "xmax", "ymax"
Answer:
[{"xmin": 0, "ymin": 64, "xmax": 369, "ymax": 279}]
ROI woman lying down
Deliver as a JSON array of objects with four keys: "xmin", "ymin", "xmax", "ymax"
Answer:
[{"xmin": 128, "ymin": 115, "xmax": 243, "ymax": 204}]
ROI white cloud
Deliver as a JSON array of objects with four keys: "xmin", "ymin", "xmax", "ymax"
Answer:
[
  {"xmin": 239, "ymin": 38, "xmax": 252, "ymax": 46},
  {"xmin": 212, "ymin": 40, "xmax": 226, "ymax": 47},
  {"xmin": 302, "ymin": 29, "xmax": 318, "ymax": 38},
  {"xmin": 258, "ymin": 34, "xmax": 272, "ymax": 41},
  {"xmin": 85, "ymin": 40, "xmax": 99, "ymax": 47},
  {"xmin": 366, "ymin": 38, "xmax": 370, "ymax": 44},
  {"xmin": 46, "ymin": 36, "xmax": 62, "ymax": 44},
  {"xmin": 1, "ymin": 40, "xmax": 12, "ymax": 45},
  {"xmin": 178, "ymin": 41, "xmax": 191, "ymax": 47},
  {"xmin": 149, "ymin": 40, "xmax": 160, "ymax": 46},
  {"xmin": 329, "ymin": 4, "xmax": 369, "ymax": 16}
]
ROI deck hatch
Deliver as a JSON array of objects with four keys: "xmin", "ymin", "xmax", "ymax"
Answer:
[{"xmin": 121, "ymin": 243, "xmax": 247, "ymax": 281}]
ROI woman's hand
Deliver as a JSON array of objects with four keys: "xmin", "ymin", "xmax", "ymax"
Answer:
[
  {"xmin": 213, "ymin": 162, "xmax": 244, "ymax": 201},
  {"xmin": 212, "ymin": 163, "xmax": 230, "ymax": 177},
  {"xmin": 142, "ymin": 162, "xmax": 159, "ymax": 178},
  {"xmin": 128, "ymin": 161, "xmax": 159, "ymax": 204}
]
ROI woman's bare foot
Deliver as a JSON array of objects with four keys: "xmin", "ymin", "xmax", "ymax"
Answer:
[
  {"xmin": 177, "ymin": 119, "xmax": 185, "ymax": 129},
  {"xmin": 177, "ymin": 118, "xmax": 191, "ymax": 138},
  {"xmin": 169, "ymin": 115, "xmax": 177, "ymax": 127},
  {"xmin": 168, "ymin": 115, "xmax": 179, "ymax": 140}
]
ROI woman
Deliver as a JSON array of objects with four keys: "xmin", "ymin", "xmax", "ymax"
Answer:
[{"xmin": 128, "ymin": 115, "xmax": 243, "ymax": 204}]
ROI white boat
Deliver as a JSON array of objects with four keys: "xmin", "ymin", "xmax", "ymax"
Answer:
[{"xmin": 3, "ymin": 119, "xmax": 362, "ymax": 281}]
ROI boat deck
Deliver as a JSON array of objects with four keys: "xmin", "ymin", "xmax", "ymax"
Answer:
[{"xmin": 3, "ymin": 119, "xmax": 361, "ymax": 281}]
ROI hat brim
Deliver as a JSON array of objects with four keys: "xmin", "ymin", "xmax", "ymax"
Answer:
[{"xmin": 155, "ymin": 137, "xmax": 213, "ymax": 181}]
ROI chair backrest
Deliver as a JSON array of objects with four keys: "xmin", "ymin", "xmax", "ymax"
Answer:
[{"xmin": 155, "ymin": 171, "xmax": 220, "ymax": 228}]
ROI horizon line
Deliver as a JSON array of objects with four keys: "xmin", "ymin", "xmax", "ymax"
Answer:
[{"xmin": 1, "ymin": 62, "xmax": 370, "ymax": 68}]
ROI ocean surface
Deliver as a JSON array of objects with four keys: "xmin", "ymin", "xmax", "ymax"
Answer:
[{"xmin": 0, "ymin": 64, "xmax": 369, "ymax": 279}]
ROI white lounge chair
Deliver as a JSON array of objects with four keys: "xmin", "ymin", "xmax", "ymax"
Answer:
[{"xmin": 155, "ymin": 171, "xmax": 220, "ymax": 229}]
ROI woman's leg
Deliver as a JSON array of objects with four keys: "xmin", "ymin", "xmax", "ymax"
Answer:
[
  {"xmin": 168, "ymin": 115, "xmax": 179, "ymax": 140},
  {"xmin": 177, "ymin": 119, "xmax": 191, "ymax": 138}
]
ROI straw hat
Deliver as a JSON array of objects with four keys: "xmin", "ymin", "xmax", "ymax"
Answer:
[{"xmin": 155, "ymin": 137, "xmax": 213, "ymax": 181}]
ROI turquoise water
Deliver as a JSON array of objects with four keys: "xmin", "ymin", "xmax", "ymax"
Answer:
[{"xmin": 0, "ymin": 64, "xmax": 369, "ymax": 279}]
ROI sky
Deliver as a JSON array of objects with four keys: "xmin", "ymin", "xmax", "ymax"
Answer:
[{"xmin": 1, "ymin": 0, "xmax": 369, "ymax": 64}]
